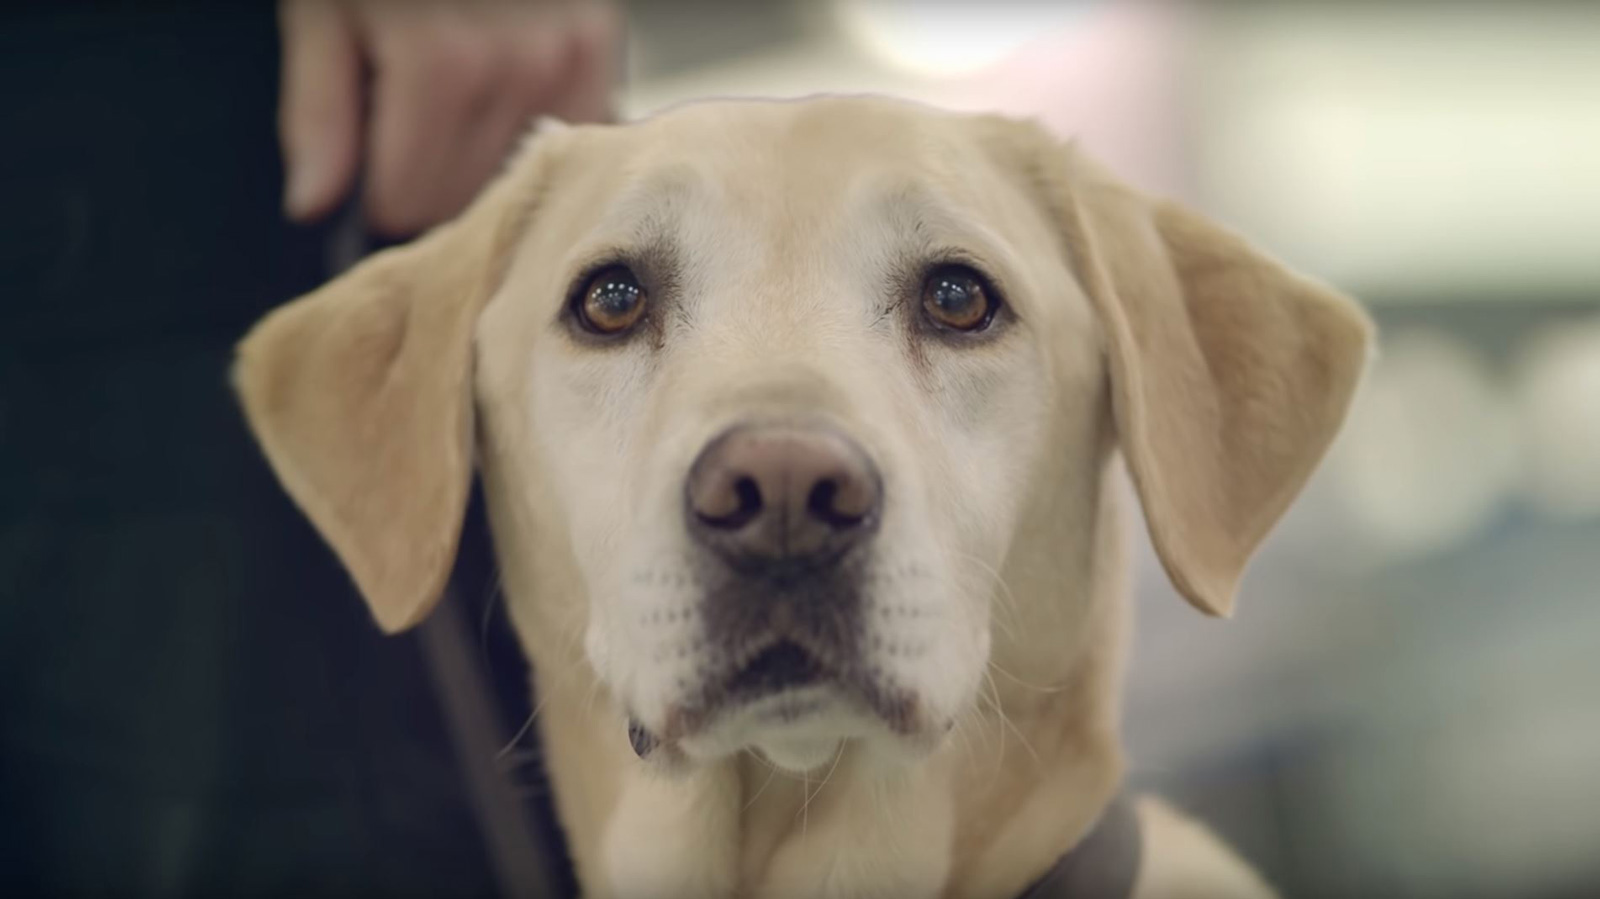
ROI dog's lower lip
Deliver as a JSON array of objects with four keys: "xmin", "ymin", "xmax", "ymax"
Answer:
[{"xmin": 628, "ymin": 717, "xmax": 659, "ymax": 758}]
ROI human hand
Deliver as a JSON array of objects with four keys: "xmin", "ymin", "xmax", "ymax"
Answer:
[{"xmin": 278, "ymin": 0, "xmax": 620, "ymax": 236}]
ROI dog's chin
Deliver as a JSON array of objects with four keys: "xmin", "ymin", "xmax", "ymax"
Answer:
[
  {"xmin": 674, "ymin": 686, "xmax": 864, "ymax": 772},
  {"xmin": 755, "ymin": 734, "xmax": 845, "ymax": 772}
]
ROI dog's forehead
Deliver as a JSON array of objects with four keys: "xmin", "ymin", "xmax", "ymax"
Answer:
[
  {"xmin": 588, "ymin": 98, "xmax": 1016, "ymax": 221},
  {"xmin": 522, "ymin": 98, "xmax": 1052, "ymax": 296}
]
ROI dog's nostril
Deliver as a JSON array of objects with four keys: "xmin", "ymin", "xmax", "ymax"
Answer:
[
  {"xmin": 698, "ymin": 476, "xmax": 763, "ymax": 529},
  {"xmin": 807, "ymin": 478, "xmax": 864, "ymax": 528},
  {"xmin": 734, "ymin": 477, "xmax": 762, "ymax": 518}
]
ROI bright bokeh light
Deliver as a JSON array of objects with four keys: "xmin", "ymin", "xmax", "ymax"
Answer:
[{"xmin": 831, "ymin": 0, "xmax": 1095, "ymax": 78}]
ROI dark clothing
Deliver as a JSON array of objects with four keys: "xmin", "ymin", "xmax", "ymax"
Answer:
[{"xmin": 1, "ymin": 7, "xmax": 504, "ymax": 895}]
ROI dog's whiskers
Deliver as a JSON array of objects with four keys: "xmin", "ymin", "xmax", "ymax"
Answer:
[
  {"xmin": 743, "ymin": 751, "xmax": 781, "ymax": 811},
  {"xmin": 952, "ymin": 549, "xmax": 1023, "ymax": 644},
  {"xmin": 800, "ymin": 769, "xmax": 811, "ymax": 842},
  {"xmin": 980, "ymin": 694, "xmax": 1009, "ymax": 792},
  {"xmin": 982, "ymin": 669, "xmax": 1041, "ymax": 768},
  {"xmin": 795, "ymin": 742, "xmax": 846, "ymax": 829},
  {"xmin": 496, "ymin": 693, "xmax": 549, "ymax": 761},
  {"xmin": 478, "ymin": 566, "xmax": 506, "ymax": 656},
  {"xmin": 986, "ymin": 659, "xmax": 1068, "ymax": 695}
]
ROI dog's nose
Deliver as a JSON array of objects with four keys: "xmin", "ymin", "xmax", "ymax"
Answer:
[{"xmin": 686, "ymin": 423, "xmax": 881, "ymax": 566}]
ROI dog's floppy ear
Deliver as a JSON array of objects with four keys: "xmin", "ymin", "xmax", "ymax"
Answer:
[
  {"xmin": 1045, "ymin": 146, "xmax": 1373, "ymax": 617},
  {"xmin": 234, "ymin": 132, "xmax": 556, "ymax": 634}
]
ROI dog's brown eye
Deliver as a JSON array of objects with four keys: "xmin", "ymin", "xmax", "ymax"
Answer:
[
  {"xmin": 921, "ymin": 266, "xmax": 996, "ymax": 332},
  {"xmin": 576, "ymin": 266, "xmax": 647, "ymax": 335}
]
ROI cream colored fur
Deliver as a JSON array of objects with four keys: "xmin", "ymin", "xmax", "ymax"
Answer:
[{"xmin": 235, "ymin": 97, "xmax": 1372, "ymax": 899}]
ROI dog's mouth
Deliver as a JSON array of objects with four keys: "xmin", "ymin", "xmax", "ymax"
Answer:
[
  {"xmin": 726, "ymin": 639, "xmax": 827, "ymax": 698},
  {"xmin": 631, "ymin": 635, "xmax": 921, "ymax": 765},
  {"xmin": 684, "ymin": 637, "xmax": 840, "ymax": 732}
]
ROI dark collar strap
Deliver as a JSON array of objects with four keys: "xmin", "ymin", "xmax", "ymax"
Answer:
[{"xmin": 1017, "ymin": 793, "xmax": 1143, "ymax": 899}]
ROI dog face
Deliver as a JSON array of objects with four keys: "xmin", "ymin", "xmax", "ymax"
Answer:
[
  {"xmin": 235, "ymin": 97, "xmax": 1371, "ymax": 774},
  {"xmin": 471, "ymin": 101, "xmax": 1106, "ymax": 770}
]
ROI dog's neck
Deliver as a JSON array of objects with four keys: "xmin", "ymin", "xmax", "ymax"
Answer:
[{"xmin": 495, "ymin": 465, "xmax": 1131, "ymax": 899}]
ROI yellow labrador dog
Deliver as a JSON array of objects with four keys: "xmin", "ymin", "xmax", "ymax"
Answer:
[{"xmin": 235, "ymin": 97, "xmax": 1371, "ymax": 898}]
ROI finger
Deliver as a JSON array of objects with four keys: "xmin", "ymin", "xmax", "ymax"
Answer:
[
  {"xmin": 363, "ymin": 6, "xmax": 501, "ymax": 236},
  {"xmin": 278, "ymin": 0, "xmax": 364, "ymax": 222},
  {"xmin": 548, "ymin": 2, "xmax": 622, "ymax": 125},
  {"xmin": 430, "ymin": 4, "xmax": 569, "ymax": 204},
  {"xmin": 429, "ymin": 3, "xmax": 618, "ymax": 221},
  {"xmin": 490, "ymin": 4, "xmax": 578, "ymax": 143},
  {"xmin": 423, "ymin": 85, "xmax": 546, "ymax": 227}
]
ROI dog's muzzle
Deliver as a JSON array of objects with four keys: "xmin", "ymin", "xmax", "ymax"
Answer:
[{"xmin": 639, "ymin": 421, "xmax": 897, "ymax": 744}]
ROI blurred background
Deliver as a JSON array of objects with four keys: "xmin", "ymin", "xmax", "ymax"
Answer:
[
  {"xmin": 616, "ymin": 2, "xmax": 1600, "ymax": 897},
  {"xmin": 4, "ymin": 2, "xmax": 1596, "ymax": 898}
]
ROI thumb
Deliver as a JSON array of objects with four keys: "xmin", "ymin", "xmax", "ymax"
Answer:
[{"xmin": 278, "ymin": 0, "xmax": 363, "ymax": 222}]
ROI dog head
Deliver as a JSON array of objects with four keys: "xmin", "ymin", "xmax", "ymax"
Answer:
[{"xmin": 236, "ymin": 98, "xmax": 1371, "ymax": 773}]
